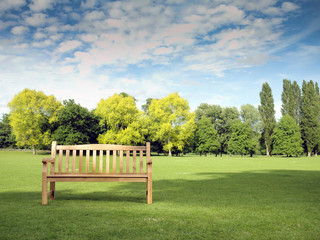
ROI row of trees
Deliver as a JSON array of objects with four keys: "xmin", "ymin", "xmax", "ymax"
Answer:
[
  {"xmin": 1, "ymin": 79, "xmax": 319, "ymax": 156},
  {"xmin": 259, "ymin": 80, "xmax": 320, "ymax": 157}
]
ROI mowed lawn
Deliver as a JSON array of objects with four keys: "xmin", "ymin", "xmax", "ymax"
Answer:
[{"xmin": 0, "ymin": 151, "xmax": 319, "ymax": 240}]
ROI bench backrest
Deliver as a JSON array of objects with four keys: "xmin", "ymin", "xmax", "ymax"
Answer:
[{"xmin": 50, "ymin": 141, "xmax": 151, "ymax": 174}]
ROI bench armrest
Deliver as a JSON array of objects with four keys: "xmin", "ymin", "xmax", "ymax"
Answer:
[{"xmin": 42, "ymin": 158, "xmax": 55, "ymax": 164}]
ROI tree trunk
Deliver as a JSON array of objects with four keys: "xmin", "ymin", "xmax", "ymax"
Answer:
[
  {"xmin": 168, "ymin": 138, "xmax": 172, "ymax": 157},
  {"xmin": 32, "ymin": 145, "xmax": 36, "ymax": 155},
  {"xmin": 266, "ymin": 145, "xmax": 270, "ymax": 157},
  {"xmin": 308, "ymin": 152, "xmax": 311, "ymax": 157}
]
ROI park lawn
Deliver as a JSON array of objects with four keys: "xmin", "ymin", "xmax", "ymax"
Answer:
[{"xmin": 0, "ymin": 151, "xmax": 319, "ymax": 240}]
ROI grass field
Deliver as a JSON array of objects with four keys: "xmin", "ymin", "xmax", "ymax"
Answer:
[{"xmin": 0, "ymin": 151, "xmax": 319, "ymax": 240}]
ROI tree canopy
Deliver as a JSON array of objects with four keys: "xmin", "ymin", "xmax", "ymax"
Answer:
[
  {"xmin": 7, "ymin": 88, "xmax": 62, "ymax": 154},
  {"xmin": 95, "ymin": 93, "xmax": 145, "ymax": 145},
  {"xmin": 52, "ymin": 99, "xmax": 100, "ymax": 145},
  {"xmin": 228, "ymin": 120, "xmax": 255, "ymax": 156},
  {"xmin": 195, "ymin": 116, "xmax": 219, "ymax": 156},
  {"xmin": 0, "ymin": 114, "xmax": 16, "ymax": 148},
  {"xmin": 273, "ymin": 115, "xmax": 303, "ymax": 156},
  {"xmin": 301, "ymin": 80, "xmax": 320, "ymax": 156},
  {"xmin": 259, "ymin": 82, "xmax": 276, "ymax": 156},
  {"xmin": 148, "ymin": 92, "xmax": 196, "ymax": 156}
]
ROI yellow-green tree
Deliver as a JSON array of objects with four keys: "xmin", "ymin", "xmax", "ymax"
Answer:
[
  {"xmin": 7, "ymin": 89, "xmax": 62, "ymax": 154},
  {"xmin": 95, "ymin": 93, "xmax": 146, "ymax": 145},
  {"xmin": 148, "ymin": 92, "xmax": 196, "ymax": 156}
]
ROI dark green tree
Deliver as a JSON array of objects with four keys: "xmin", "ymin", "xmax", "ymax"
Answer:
[
  {"xmin": 281, "ymin": 79, "xmax": 301, "ymax": 125},
  {"xmin": 195, "ymin": 103, "xmax": 222, "ymax": 124},
  {"xmin": 292, "ymin": 81, "xmax": 302, "ymax": 125},
  {"xmin": 52, "ymin": 99, "xmax": 100, "ymax": 145},
  {"xmin": 228, "ymin": 120, "xmax": 255, "ymax": 156},
  {"xmin": 258, "ymin": 82, "xmax": 276, "ymax": 156},
  {"xmin": 142, "ymin": 98, "xmax": 156, "ymax": 115},
  {"xmin": 0, "ymin": 114, "xmax": 16, "ymax": 148},
  {"xmin": 218, "ymin": 107, "xmax": 240, "ymax": 155},
  {"xmin": 273, "ymin": 115, "xmax": 303, "ymax": 157},
  {"xmin": 301, "ymin": 80, "xmax": 320, "ymax": 156},
  {"xmin": 240, "ymin": 104, "xmax": 261, "ymax": 132},
  {"xmin": 195, "ymin": 116, "xmax": 219, "ymax": 156},
  {"xmin": 240, "ymin": 104, "xmax": 261, "ymax": 154}
]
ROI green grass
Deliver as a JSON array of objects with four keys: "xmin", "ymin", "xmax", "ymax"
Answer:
[{"xmin": 0, "ymin": 151, "xmax": 319, "ymax": 240}]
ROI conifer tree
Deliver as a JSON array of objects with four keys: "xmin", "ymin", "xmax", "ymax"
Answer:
[
  {"xmin": 258, "ymin": 82, "xmax": 276, "ymax": 156},
  {"xmin": 301, "ymin": 80, "xmax": 320, "ymax": 156},
  {"xmin": 281, "ymin": 79, "xmax": 301, "ymax": 125}
]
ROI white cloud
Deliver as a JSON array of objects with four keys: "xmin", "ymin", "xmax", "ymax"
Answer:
[
  {"xmin": 154, "ymin": 47, "xmax": 174, "ymax": 55},
  {"xmin": 11, "ymin": 25, "xmax": 29, "ymax": 35},
  {"xmin": 282, "ymin": 2, "xmax": 299, "ymax": 12},
  {"xmin": 81, "ymin": 0, "xmax": 97, "ymax": 9},
  {"xmin": 84, "ymin": 11, "xmax": 105, "ymax": 21},
  {"xmin": 33, "ymin": 31, "xmax": 46, "ymax": 39},
  {"xmin": 29, "ymin": 0, "xmax": 52, "ymax": 11},
  {"xmin": 57, "ymin": 40, "xmax": 82, "ymax": 53},
  {"xmin": 32, "ymin": 39, "xmax": 54, "ymax": 47},
  {"xmin": 24, "ymin": 13, "xmax": 47, "ymax": 26},
  {"xmin": 0, "ymin": 0, "xmax": 25, "ymax": 12}
]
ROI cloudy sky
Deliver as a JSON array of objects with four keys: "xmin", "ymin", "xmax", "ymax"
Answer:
[{"xmin": 1, "ymin": 0, "xmax": 320, "ymax": 118}]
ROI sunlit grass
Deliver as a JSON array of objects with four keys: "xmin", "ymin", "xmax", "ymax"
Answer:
[{"xmin": 0, "ymin": 151, "xmax": 319, "ymax": 239}]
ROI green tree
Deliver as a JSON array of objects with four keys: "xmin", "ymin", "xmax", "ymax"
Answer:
[
  {"xmin": 95, "ymin": 93, "xmax": 145, "ymax": 145},
  {"xmin": 0, "ymin": 114, "xmax": 16, "ymax": 148},
  {"xmin": 218, "ymin": 107, "xmax": 240, "ymax": 155},
  {"xmin": 240, "ymin": 104, "xmax": 261, "ymax": 132},
  {"xmin": 148, "ymin": 92, "xmax": 196, "ymax": 156},
  {"xmin": 195, "ymin": 116, "xmax": 219, "ymax": 156},
  {"xmin": 52, "ymin": 100, "xmax": 100, "ymax": 145},
  {"xmin": 259, "ymin": 82, "xmax": 276, "ymax": 157},
  {"xmin": 281, "ymin": 79, "xmax": 301, "ymax": 125},
  {"xmin": 195, "ymin": 103, "xmax": 222, "ymax": 124},
  {"xmin": 301, "ymin": 80, "xmax": 320, "ymax": 156},
  {"xmin": 292, "ymin": 81, "xmax": 302, "ymax": 125},
  {"xmin": 273, "ymin": 115, "xmax": 303, "ymax": 156},
  {"xmin": 7, "ymin": 89, "xmax": 62, "ymax": 154},
  {"xmin": 228, "ymin": 120, "xmax": 255, "ymax": 156},
  {"xmin": 240, "ymin": 104, "xmax": 261, "ymax": 154},
  {"xmin": 142, "ymin": 98, "xmax": 156, "ymax": 114}
]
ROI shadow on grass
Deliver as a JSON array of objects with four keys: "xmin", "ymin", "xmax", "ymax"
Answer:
[
  {"xmin": 0, "ymin": 170, "xmax": 319, "ymax": 207},
  {"xmin": 152, "ymin": 170, "xmax": 320, "ymax": 207}
]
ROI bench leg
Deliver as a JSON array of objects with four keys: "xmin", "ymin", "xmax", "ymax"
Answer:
[
  {"xmin": 50, "ymin": 182, "xmax": 55, "ymax": 200},
  {"xmin": 42, "ymin": 177, "xmax": 48, "ymax": 205},
  {"xmin": 146, "ymin": 178, "xmax": 152, "ymax": 204}
]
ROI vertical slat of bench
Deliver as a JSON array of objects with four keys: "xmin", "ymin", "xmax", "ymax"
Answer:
[
  {"xmin": 99, "ymin": 150, "xmax": 103, "ymax": 173},
  {"xmin": 146, "ymin": 142, "xmax": 152, "ymax": 204},
  {"xmin": 106, "ymin": 150, "xmax": 110, "ymax": 173},
  {"xmin": 86, "ymin": 150, "xmax": 90, "ymax": 173},
  {"xmin": 133, "ymin": 150, "xmax": 136, "ymax": 173},
  {"xmin": 65, "ymin": 150, "xmax": 70, "ymax": 172},
  {"xmin": 50, "ymin": 141, "xmax": 57, "ymax": 201},
  {"xmin": 50, "ymin": 141, "xmax": 56, "ymax": 175},
  {"xmin": 58, "ymin": 150, "xmax": 63, "ymax": 173},
  {"xmin": 119, "ymin": 150, "xmax": 123, "ymax": 173},
  {"xmin": 79, "ymin": 150, "xmax": 83, "ymax": 173},
  {"xmin": 72, "ymin": 150, "xmax": 76, "ymax": 173},
  {"xmin": 126, "ymin": 150, "xmax": 130, "ymax": 173},
  {"xmin": 93, "ymin": 150, "xmax": 96, "ymax": 173},
  {"xmin": 112, "ymin": 150, "xmax": 116, "ymax": 173},
  {"xmin": 139, "ymin": 150, "xmax": 143, "ymax": 173}
]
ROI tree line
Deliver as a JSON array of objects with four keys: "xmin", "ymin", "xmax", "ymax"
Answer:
[{"xmin": 0, "ymin": 79, "xmax": 319, "ymax": 157}]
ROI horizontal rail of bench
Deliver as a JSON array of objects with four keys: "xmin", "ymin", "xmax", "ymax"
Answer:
[
  {"xmin": 47, "ymin": 173, "xmax": 148, "ymax": 177},
  {"xmin": 56, "ymin": 144, "xmax": 146, "ymax": 151},
  {"xmin": 47, "ymin": 177, "xmax": 147, "ymax": 182}
]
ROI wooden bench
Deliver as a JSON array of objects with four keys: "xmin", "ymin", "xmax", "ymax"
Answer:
[{"xmin": 42, "ymin": 141, "xmax": 152, "ymax": 204}]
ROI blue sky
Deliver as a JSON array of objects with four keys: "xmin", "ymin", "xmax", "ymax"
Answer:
[{"xmin": 1, "ymin": 0, "xmax": 320, "ymax": 119}]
